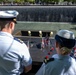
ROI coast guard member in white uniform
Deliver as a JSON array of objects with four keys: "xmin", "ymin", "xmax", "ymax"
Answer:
[
  {"xmin": 35, "ymin": 30, "xmax": 76, "ymax": 75},
  {"xmin": 0, "ymin": 10, "xmax": 32, "ymax": 75}
]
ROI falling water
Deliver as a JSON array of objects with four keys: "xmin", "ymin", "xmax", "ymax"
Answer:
[{"xmin": 0, "ymin": 6, "xmax": 76, "ymax": 22}]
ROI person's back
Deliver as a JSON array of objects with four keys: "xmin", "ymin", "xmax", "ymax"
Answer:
[
  {"xmin": 0, "ymin": 32, "xmax": 25, "ymax": 74},
  {"xmin": 0, "ymin": 10, "xmax": 32, "ymax": 75},
  {"xmin": 35, "ymin": 30, "xmax": 76, "ymax": 75},
  {"xmin": 45, "ymin": 55, "xmax": 76, "ymax": 75}
]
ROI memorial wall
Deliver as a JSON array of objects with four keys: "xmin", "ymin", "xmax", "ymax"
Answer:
[{"xmin": 0, "ymin": 6, "xmax": 76, "ymax": 22}]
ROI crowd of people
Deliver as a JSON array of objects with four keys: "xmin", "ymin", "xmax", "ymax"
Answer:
[{"xmin": 0, "ymin": 10, "xmax": 76, "ymax": 75}]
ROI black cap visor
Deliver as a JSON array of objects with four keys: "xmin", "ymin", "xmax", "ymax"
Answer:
[
  {"xmin": 0, "ymin": 17, "xmax": 17, "ymax": 24},
  {"xmin": 55, "ymin": 35, "xmax": 76, "ymax": 49}
]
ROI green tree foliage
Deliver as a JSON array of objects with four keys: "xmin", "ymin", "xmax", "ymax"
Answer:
[
  {"xmin": 72, "ymin": 0, "xmax": 76, "ymax": 2},
  {"xmin": 41, "ymin": 0, "xmax": 53, "ymax": 3},
  {"xmin": 24, "ymin": 0, "xmax": 28, "ymax": 2},
  {"xmin": 64, "ymin": 0, "xmax": 76, "ymax": 2},
  {"xmin": 0, "ymin": 0, "xmax": 3, "ymax": 2},
  {"xmin": 28, "ymin": 0, "xmax": 35, "ymax": 2},
  {"xmin": 41, "ymin": 0, "xmax": 63, "ymax": 3},
  {"xmin": 0, "ymin": 0, "xmax": 76, "ymax": 3},
  {"xmin": 14, "ymin": 0, "xmax": 35, "ymax": 3},
  {"xmin": 59, "ymin": 0, "xmax": 64, "ymax": 2},
  {"xmin": 53, "ymin": 0, "xmax": 59, "ymax": 2},
  {"xmin": 15, "ymin": 0, "xmax": 24, "ymax": 3}
]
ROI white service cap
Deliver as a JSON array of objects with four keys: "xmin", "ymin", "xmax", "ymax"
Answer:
[
  {"xmin": 0, "ymin": 10, "xmax": 19, "ymax": 23},
  {"xmin": 0, "ymin": 10, "xmax": 19, "ymax": 18},
  {"xmin": 57, "ymin": 30, "xmax": 75, "ymax": 39},
  {"xmin": 55, "ymin": 30, "xmax": 75, "ymax": 48}
]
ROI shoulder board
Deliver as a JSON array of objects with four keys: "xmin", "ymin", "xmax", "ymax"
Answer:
[
  {"xmin": 44, "ymin": 58, "xmax": 54, "ymax": 64},
  {"xmin": 14, "ymin": 37, "xmax": 23, "ymax": 44}
]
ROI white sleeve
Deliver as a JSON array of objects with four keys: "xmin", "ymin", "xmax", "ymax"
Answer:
[
  {"xmin": 21, "ymin": 43, "xmax": 32, "ymax": 67},
  {"xmin": 35, "ymin": 63, "xmax": 45, "ymax": 75}
]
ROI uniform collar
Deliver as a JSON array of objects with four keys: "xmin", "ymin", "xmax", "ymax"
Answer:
[
  {"xmin": 0, "ymin": 31, "xmax": 13, "ymax": 38},
  {"xmin": 58, "ymin": 54, "xmax": 70, "ymax": 60}
]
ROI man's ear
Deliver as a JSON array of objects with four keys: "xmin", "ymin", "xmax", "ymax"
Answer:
[{"xmin": 9, "ymin": 22, "xmax": 15, "ymax": 29}]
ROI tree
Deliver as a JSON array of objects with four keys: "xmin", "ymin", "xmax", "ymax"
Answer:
[
  {"xmin": 28, "ymin": 0, "xmax": 35, "ymax": 3},
  {"xmin": 0, "ymin": 0, "xmax": 3, "ymax": 2},
  {"xmin": 15, "ymin": 0, "xmax": 24, "ymax": 3},
  {"xmin": 59, "ymin": 0, "xmax": 64, "ymax": 2}
]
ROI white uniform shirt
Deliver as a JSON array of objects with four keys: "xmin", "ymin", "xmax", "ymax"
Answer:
[
  {"xmin": 35, "ymin": 55, "xmax": 76, "ymax": 75},
  {"xmin": 0, "ymin": 31, "xmax": 32, "ymax": 75}
]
